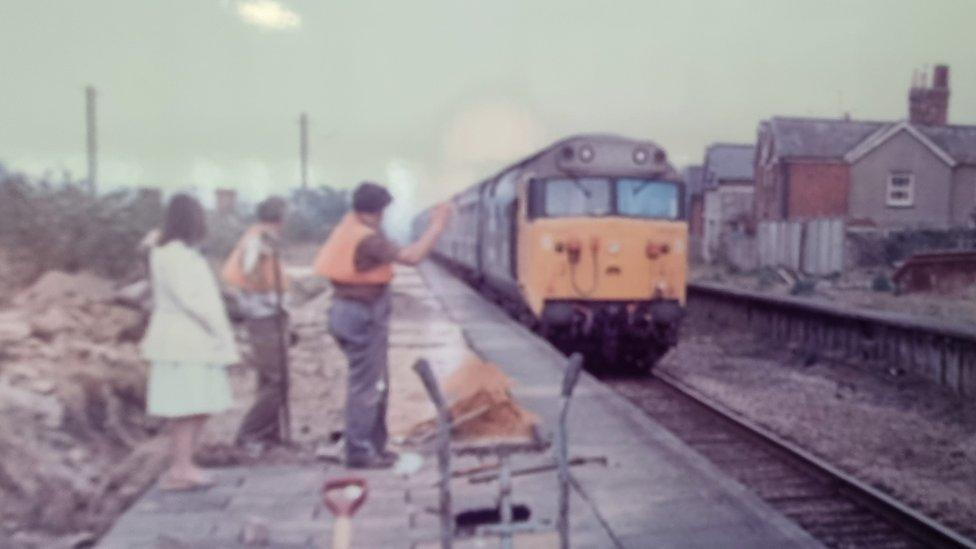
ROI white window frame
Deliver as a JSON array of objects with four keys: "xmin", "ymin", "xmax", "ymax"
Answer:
[{"xmin": 886, "ymin": 172, "xmax": 915, "ymax": 208}]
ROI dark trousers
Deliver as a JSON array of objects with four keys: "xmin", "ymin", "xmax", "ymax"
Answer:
[
  {"xmin": 328, "ymin": 290, "xmax": 391, "ymax": 461},
  {"xmin": 236, "ymin": 314, "xmax": 288, "ymax": 445}
]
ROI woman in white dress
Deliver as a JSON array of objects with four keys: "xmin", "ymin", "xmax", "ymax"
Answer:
[{"xmin": 141, "ymin": 194, "xmax": 239, "ymax": 490}]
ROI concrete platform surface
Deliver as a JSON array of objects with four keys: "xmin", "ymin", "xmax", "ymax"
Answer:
[
  {"xmin": 98, "ymin": 263, "xmax": 821, "ymax": 548},
  {"xmin": 419, "ymin": 262, "xmax": 821, "ymax": 549}
]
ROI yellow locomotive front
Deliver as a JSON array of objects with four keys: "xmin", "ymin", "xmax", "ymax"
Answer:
[{"xmin": 517, "ymin": 139, "xmax": 687, "ymax": 369}]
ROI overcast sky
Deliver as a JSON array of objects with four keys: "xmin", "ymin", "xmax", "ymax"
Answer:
[{"xmin": 2, "ymin": 0, "xmax": 975, "ymax": 210}]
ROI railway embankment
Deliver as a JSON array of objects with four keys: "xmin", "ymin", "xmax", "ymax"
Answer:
[{"xmin": 659, "ymin": 298, "xmax": 976, "ymax": 537}]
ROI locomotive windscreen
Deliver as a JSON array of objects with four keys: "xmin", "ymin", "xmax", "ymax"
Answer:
[
  {"xmin": 530, "ymin": 177, "xmax": 681, "ymax": 220},
  {"xmin": 616, "ymin": 179, "xmax": 680, "ymax": 219}
]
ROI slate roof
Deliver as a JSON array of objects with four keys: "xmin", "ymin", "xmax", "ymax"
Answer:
[
  {"xmin": 767, "ymin": 116, "xmax": 976, "ymax": 165},
  {"xmin": 702, "ymin": 143, "xmax": 755, "ymax": 187},
  {"xmin": 768, "ymin": 117, "xmax": 884, "ymax": 160},
  {"xmin": 918, "ymin": 124, "xmax": 976, "ymax": 165}
]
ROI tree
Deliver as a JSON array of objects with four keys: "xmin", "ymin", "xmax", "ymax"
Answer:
[{"xmin": 283, "ymin": 186, "xmax": 349, "ymax": 242}]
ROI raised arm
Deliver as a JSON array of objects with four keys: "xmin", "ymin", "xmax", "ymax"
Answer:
[{"xmin": 396, "ymin": 203, "xmax": 453, "ymax": 266}]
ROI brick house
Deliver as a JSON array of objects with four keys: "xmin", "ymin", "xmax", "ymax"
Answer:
[
  {"xmin": 754, "ymin": 65, "xmax": 976, "ymax": 230},
  {"xmin": 701, "ymin": 143, "xmax": 755, "ymax": 262}
]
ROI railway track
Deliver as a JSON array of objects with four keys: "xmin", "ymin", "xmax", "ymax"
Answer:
[{"xmin": 604, "ymin": 371, "xmax": 976, "ymax": 549}]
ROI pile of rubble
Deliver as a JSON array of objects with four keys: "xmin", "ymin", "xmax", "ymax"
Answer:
[{"xmin": 0, "ymin": 271, "xmax": 165, "ymax": 548}]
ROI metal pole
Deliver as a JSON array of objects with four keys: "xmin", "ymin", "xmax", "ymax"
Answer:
[
  {"xmin": 413, "ymin": 359, "xmax": 453, "ymax": 548},
  {"xmin": 271, "ymin": 244, "xmax": 291, "ymax": 444},
  {"xmin": 300, "ymin": 112, "xmax": 308, "ymax": 190},
  {"xmin": 500, "ymin": 455, "xmax": 513, "ymax": 549},
  {"xmin": 85, "ymin": 86, "xmax": 97, "ymax": 194}
]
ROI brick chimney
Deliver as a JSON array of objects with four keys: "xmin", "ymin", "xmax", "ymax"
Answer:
[
  {"xmin": 909, "ymin": 64, "xmax": 950, "ymax": 126},
  {"xmin": 215, "ymin": 188, "xmax": 237, "ymax": 216}
]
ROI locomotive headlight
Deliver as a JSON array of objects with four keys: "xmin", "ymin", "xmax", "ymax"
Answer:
[
  {"xmin": 579, "ymin": 145, "xmax": 594, "ymax": 163},
  {"xmin": 633, "ymin": 148, "xmax": 649, "ymax": 164},
  {"xmin": 607, "ymin": 241, "xmax": 621, "ymax": 254},
  {"xmin": 540, "ymin": 234, "xmax": 554, "ymax": 251}
]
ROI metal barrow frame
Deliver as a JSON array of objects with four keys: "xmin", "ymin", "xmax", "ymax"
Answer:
[{"xmin": 411, "ymin": 353, "xmax": 584, "ymax": 549}]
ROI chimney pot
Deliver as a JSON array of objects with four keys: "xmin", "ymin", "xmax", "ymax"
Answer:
[{"xmin": 934, "ymin": 64, "xmax": 949, "ymax": 88}]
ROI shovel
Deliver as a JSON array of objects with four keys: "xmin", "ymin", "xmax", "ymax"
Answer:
[{"xmin": 322, "ymin": 477, "xmax": 368, "ymax": 549}]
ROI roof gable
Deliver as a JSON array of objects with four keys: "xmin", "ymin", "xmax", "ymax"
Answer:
[{"xmin": 844, "ymin": 121, "xmax": 957, "ymax": 167}]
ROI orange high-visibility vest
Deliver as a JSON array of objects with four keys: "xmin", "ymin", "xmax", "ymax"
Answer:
[
  {"xmin": 313, "ymin": 213, "xmax": 394, "ymax": 285},
  {"xmin": 221, "ymin": 224, "xmax": 290, "ymax": 292}
]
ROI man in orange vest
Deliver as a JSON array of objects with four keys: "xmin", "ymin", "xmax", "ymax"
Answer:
[
  {"xmin": 314, "ymin": 182, "xmax": 451, "ymax": 469},
  {"xmin": 221, "ymin": 196, "xmax": 291, "ymax": 449}
]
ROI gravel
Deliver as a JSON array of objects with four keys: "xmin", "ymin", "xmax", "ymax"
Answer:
[{"xmin": 659, "ymin": 316, "xmax": 976, "ymax": 535}]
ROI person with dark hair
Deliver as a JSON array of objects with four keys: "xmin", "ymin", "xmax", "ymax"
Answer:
[
  {"xmin": 141, "ymin": 193, "xmax": 238, "ymax": 490},
  {"xmin": 220, "ymin": 196, "xmax": 291, "ymax": 448},
  {"xmin": 313, "ymin": 181, "xmax": 451, "ymax": 468}
]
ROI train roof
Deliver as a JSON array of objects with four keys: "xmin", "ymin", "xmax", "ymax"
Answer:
[{"xmin": 447, "ymin": 133, "xmax": 674, "ymax": 203}]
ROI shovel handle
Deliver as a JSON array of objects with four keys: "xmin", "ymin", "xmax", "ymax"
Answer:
[
  {"xmin": 332, "ymin": 516, "xmax": 352, "ymax": 549},
  {"xmin": 562, "ymin": 353, "xmax": 584, "ymax": 398}
]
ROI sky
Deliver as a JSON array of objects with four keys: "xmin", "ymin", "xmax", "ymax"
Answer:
[{"xmin": 2, "ymin": 0, "xmax": 975, "ymax": 213}]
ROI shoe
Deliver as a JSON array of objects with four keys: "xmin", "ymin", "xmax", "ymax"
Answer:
[{"xmin": 346, "ymin": 453, "xmax": 398, "ymax": 470}]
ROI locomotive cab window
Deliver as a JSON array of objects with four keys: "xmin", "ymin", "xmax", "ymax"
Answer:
[
  {"xmin": 529, "ymin": 177, "xmax": 682, "ymax": 219},
  {"xmin": 544, "ymin": 177, "xmax": 612, "ymax": 217},
  {"xmin": 616, "ymin": 178, "xmax": 680, "ymax": 219}
]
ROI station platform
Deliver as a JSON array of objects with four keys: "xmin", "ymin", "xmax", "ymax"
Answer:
[{"xmin": 98, "ymin": 262, "xmax": 820, "ymax": 548}]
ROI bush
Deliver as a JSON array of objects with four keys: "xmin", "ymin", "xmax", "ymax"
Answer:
[
  {"xmin": 0, "ymin": 176, "xmax": 163, "ymax": 281},
  {"xmin": 283, "ymin": 186, "xmax": 348, "ymax": 242},
  {"xmin": 882, "ymin": 228, "xmax": 976, "ymax": 264}
]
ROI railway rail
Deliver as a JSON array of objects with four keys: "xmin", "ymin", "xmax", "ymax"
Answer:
[{"xmin": 605, "ymin": 371, "xmax": 976, "ymax": 549}]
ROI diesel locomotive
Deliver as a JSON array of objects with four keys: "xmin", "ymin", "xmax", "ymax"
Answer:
[{"xmin": 414, "ymin": 134, "xmax": 687, "ymax": 370}]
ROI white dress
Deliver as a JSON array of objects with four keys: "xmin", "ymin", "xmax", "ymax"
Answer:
[{"xmin": 141, "ymin": 240, "xmax": 240, "ymax": 417}]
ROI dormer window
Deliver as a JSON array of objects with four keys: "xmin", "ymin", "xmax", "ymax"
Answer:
[{"xmin": 887, "ymin": 172, "xmax": 915, "ymax": 208}]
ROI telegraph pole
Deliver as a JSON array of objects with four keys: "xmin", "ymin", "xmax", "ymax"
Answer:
[
  {"xmin": 85, "ymin": 86, "xmax": 98, "ymax": 194},
  {"xmin": 299, "ymin": 112, "xmax": 308, "ymax": 190}
]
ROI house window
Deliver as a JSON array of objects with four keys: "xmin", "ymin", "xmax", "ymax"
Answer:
[{"xmin": 887, "ymin": 172, "xmax": 915, "ymax": 207}]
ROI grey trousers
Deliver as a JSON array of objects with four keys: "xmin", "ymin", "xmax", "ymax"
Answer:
[
  {"xmin": 236, "ymin": 314, "xmax": 288, "ymax": 445},
  {"xmin": 328, "ymin": 290, "xmax": 391, "ymax": 460}
]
